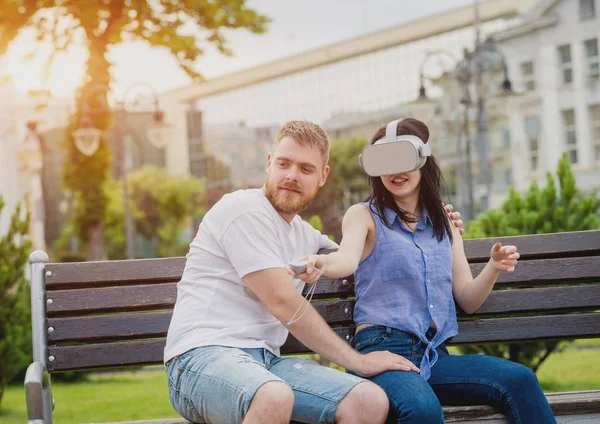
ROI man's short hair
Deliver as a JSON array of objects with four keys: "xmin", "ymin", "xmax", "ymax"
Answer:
[{"xmin": 273, "ymin": 121, "xmax": 330, "ymax": 167}]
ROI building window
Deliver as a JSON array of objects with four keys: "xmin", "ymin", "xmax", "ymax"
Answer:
[
  {"xmin": 524, "ymin": 116, "xmax": 541, "ymax": 170},
  {"xmin": 558, "ymin": 45, "xmax": 573, "ymax": 84},
  {"xmin": 584, "ymin": 38, "xmax": 600, "ymax": 80},
  {"xmin": 504, "ymin": 167, "xmax": 513, "ymax": 187},
  {"xmin": 562, "ymin": 109, "xmax": 578, "ymax": 164},
  {"xmin": 580, "ymin": 0, "xmax": 596, "ymax": 20},
  {"xmin": 591, "ymin": 104, "xmax": 600, "ymax": 161},
  {"xmin": 520, "ymin": 61, "xmax": 535, "ymax": 91}
]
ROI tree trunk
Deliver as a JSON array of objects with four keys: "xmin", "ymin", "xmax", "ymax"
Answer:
[
  {"xmin": 0, "ymin": 380, "xmax": 5, "ymax": 408},
  {"xmin": 87, "ymin": 222, "xmax": 108, "ymax": 261}
]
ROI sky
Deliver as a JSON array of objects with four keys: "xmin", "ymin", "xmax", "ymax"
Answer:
[{"xmin": 2, "ymin": 0, "xmax": 476, "ymax": 98}]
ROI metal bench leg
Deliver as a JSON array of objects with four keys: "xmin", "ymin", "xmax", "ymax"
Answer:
[
  {"xmin": 25, "ymin": 361, "xmax": 54, "ymax": 424},
  {"xmin": 27, "ymin": 251, "xmax": 52, "ymax": 424}
]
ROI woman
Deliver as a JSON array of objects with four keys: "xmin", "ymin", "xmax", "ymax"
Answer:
[{"xmin": 288, "ymin": 118, "xmax": 555, "ymax": 423}]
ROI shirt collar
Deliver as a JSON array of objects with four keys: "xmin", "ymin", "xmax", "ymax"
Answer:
[{"xmin": 383, "ymin": 205, "xmax": 433, "ymax": 228}]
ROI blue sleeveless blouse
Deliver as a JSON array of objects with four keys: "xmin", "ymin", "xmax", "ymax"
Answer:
[{"xmin": 353, "ymin": 202, "xmax": 458, "ymax": 380}]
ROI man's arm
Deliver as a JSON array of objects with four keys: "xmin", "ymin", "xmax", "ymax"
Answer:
[{"xmin": 243, "ymin": 268, "xmax": 419, "ymax": 377}]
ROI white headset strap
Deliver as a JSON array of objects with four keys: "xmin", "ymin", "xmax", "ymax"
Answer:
[{"xmin": 385, "ymin": 119, "xmax": 404, "ymax": 141}]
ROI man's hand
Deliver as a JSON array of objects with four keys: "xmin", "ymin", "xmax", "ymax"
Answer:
[
  {"xmin": 490, "ymin": 242, "xmax": 519, "ymax": 272},
  {"xmin": 285, "ymin": 255, "xmax": 325, "ymax": 284},
  {"xmin": 444, "ymin": 203, "xmax": 465, "ymax": 235},
  {"xmin": 355, "ymin": 351, "xmax": 420, "ymax": 377}
]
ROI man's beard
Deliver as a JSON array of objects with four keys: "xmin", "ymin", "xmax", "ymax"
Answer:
[{"xmin": 265, "ymin": 178, "xmax": 317, "ymax": 215}]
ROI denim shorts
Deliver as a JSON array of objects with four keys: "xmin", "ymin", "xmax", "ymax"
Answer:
[{"xmin": 165, "ymin": 345, "xmax": 366, "ymax": 424}]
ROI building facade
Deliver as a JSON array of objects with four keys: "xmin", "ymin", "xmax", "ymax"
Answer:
[
  {"xmin": 0, "ymin": 80, "xmax": 74, "ymax": 248},
  {"xmin": 161, "ymin": 0, "xmax": 535, "ymax": 204},
  {"xmin": 497, "ymin": 0, "xmax": 600, "ymax": 196}
]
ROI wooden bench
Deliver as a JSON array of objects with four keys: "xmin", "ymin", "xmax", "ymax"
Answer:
[{"xmin": 25, "ymin": 230, "xmax": 600, "ymax": 423}]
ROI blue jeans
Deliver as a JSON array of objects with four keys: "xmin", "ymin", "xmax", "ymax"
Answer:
[
  {"xmin": 165, "ymin": 345, "xmax": 365, "ymax": 424},
  {"xmin": 350, "ymin": 326, "xmax": 556, "ymax": 424}
]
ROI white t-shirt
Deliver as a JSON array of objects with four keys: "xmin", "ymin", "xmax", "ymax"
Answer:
[{"xmin": 164, "ymin": 188, "xmax": 338, "ymax": 363}]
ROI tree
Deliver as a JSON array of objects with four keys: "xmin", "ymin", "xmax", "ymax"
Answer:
[
  {"xmin": 104, "ymin": 166, "xmax": 206, "ymax": 259},
  {"xmin": 302, "ymin": 137, "xmax": 370, "ymax": 241},
  {"xmin": 0, "ymin": 1, "xmax": 269, "ymax": 260},
  {"xmin": 0, "ymin": 196, "xmax": 32, "ymax": 406},
  {"xmin": 463, "ymin": 154, "xmax": 599, "ymax": 371}
]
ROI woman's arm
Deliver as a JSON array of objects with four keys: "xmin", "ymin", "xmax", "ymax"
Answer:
[
  {"xmin": 288, "ymin": 204, "xmax": 372, "ymax": 280},
  {"xmin": 450, "ymin": 225, "xmax": 520, "ymax": 314}
]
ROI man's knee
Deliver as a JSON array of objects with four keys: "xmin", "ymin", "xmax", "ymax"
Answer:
[
  {"xmin": 336, "ymin": 381, "xmax": 389, "ymax": 423},
  {"xmin": 251, "ymin": 381, "xmax": 295, "ymax": 412}
]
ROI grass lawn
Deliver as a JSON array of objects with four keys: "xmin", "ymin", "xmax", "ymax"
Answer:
[
  {"xmin": 1, "ymin": 342, "xmax": 598, "ymax": 424},
  {"xmin": 0, "ymin": 368, "xmax": 179, "ymax": 424}
]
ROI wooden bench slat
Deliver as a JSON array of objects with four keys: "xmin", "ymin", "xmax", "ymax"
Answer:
[
  {"xmin": 47, "ymin": 283, "xmax": 178, "ymax": 316},
  {"xmin": 48, "ymin": 313, "xmax": 600, "ymax": 371},
  {"xmin": 46, "ymin": 257, "xmax": 186, "ymax": 288},
  {"xmin": 473, "ymin": 284, "xmax": 600, "ymax": 315},
  {"xmin": 46, "ymin": 278, "xmax": 354, "ymax": 315},
  {"xmin": 45, "ymin": 262, "xmax": 355, "ymax": 296},
  {"xmin": 282, "ymin": 313, "xmax": 600, "ymax": 355},
  {"xmin": 47, "ymin": 285, "xmax": 600, "ymax": 342},
  {"xmin": 452, "ymin": 313, "xmax": 600, "ymax": 344},
  {"xmin": 44, "ymin": 255, "xmax": 600, "ymax": 318},
  {"xmin": 48, "ymin": 300, "xmax": 355, "ymax": 343},
  {"xmin": 442, "ymin": 390, "xmax": 600, "ymax": 422},
  {"xmin": 464, "ymin": 230, "xmax": 600, "ymax": 262},
  {"xmin": 473, "ymin": 256, "xmax": 600, "ymax": 286}
]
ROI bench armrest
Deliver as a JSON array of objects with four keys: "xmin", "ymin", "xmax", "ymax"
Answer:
[{"xmin": 24, "ymin": 361, "xmax": 54, "ymax": 424}]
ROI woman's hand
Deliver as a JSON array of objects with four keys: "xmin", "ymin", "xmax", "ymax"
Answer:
[
  {"xmin": 444, "ymin": 204, "xmax": 465, "ymax": 235},
  {"xmin": 490, "ymin": 242, "xmax": 520, "ymax": 272},
  {"xmin": 285, "ymin": 255, "xmax": 326, "ymax": 284}
]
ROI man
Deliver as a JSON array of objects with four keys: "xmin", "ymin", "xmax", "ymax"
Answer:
[{"xmin": 165, "ymin": 121, "xmax": 463, "ymax": 424}]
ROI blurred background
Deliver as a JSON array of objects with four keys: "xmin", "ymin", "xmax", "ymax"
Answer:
[{"xmin": 1, "ymin": 0, "xmax": 599, "ymax": 422}]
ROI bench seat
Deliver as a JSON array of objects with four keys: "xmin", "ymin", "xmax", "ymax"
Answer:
[{"xmin": 26, "ymin": 230, "xmax": 600, "ymax": 423}]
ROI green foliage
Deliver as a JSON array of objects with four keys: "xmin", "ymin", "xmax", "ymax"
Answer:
[
  {"xmin": 0, "ymin": 197, "xmax": 32, "ymax": 406},
  {"xmin": 1, "ymin": 0, "xmax": 269, "ymax": 260},
  {"xmin": 104, "ymin": 166, "xmax": 206, "ymax": 259},
  {"xmin": 327, "ymin": 137, "xmax": 371, "ymax": 205},
  {"xmin": 466, "ymin": 154, "xmax": 599, "ymax": 238},
  {"xmin": 462, "ymin": 154, "xmax": 600, "ymax": 371},
  {"xmin": 0, "ymin": 1, "xmax": 269, "ymax": 78},
  {"xmin": 307, "ymin": 215, "xmax": 324, "ymax": 231}
]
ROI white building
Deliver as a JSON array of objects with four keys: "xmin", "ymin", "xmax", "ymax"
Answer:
[
  {"xmin": 0, "ymin": 76, "xmax": 74, "ymax": 248},
  {"xmin": 161, "ymin": 0, "xmax": 535, "ymax": 194},
  {"xmin": 496, "ymin": 0, "xmax": 600, "ymax": 195}
]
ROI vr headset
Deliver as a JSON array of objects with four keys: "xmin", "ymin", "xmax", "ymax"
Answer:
[{"xmin": 358, "ymin": 119, "xmax": 432, "ymax": 177}]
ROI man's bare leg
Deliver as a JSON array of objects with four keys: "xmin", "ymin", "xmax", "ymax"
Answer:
[
  {"xmin": 335, "ymin": 381, "xmax": 389, "ymax": 424},
  {"xmin": 243, "ymin": 381, "xmax": 295, "ymax": 424}
]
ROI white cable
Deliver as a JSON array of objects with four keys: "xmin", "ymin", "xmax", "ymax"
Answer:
[{"xmin": 285, "ymin": 278, "xmax": 319, "ymax": 326}]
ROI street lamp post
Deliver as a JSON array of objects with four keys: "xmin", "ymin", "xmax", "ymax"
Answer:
[
  {"xmin": 416, "ymin": 49, "xmax": 478, "ymax": 220},
  {"xmin": 471, "ymin": 0, "xmax": 515, "ymax": 211},
  {"xmin": 73, "ymin": 83, "xmax": 172, "ymax": 259},
  {"xmin": 417, "ymin": 35, "xmax": 514, "ymax": 218},
  {"xmin": 18, "ymin": 121, "xmax": 46, "ymax": 252}
]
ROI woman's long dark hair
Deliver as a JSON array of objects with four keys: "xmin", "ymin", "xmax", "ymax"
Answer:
[{"xmin": 366, "ymin": 118, "xmax": 452, "ymax": 242}]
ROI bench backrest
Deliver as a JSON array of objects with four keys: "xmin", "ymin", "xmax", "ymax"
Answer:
[{"xmin": 34, "ymin": 230, "xmax": 600, "ymax": 373}]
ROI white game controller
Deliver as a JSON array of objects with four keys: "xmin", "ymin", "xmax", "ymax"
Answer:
[{"xmin": 288, "ymin": 259, "xmax": 308, "ymax": 275}]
